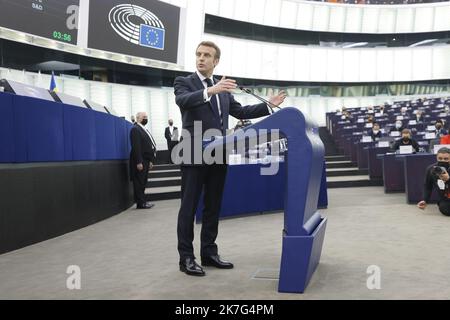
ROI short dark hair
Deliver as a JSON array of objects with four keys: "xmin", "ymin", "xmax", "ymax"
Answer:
[
  {"xmin": 196, "ymin": 41, "xmax": 221, "ymax": 59},
  {"xmin": 437, "ymin": 147, "xmax": 450, "ymax": 155}
]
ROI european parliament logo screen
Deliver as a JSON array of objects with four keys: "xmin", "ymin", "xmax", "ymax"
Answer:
[{"xmin": 88, "ymin": 0, "xmax": 179, "ymax": 63}]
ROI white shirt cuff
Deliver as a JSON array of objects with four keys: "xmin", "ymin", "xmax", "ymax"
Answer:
[{"xmin": 203, "ymin": 88, "xmax": 211, "ymax": 102}]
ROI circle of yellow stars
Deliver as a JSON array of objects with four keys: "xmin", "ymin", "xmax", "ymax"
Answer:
[{"xmin": 145, "ymin": 29, "xmax": 159, "ymax": 46}]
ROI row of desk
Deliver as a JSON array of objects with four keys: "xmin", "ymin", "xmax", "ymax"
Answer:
[{"xmin": 355, "ymin": 142, "xmax": 438, "ymax": 203}]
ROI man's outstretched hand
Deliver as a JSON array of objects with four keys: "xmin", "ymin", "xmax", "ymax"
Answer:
[
  {"xmin": 268, "ymin": 90, "xmax": 287, "ymax": 108},
  {"xmin": 208, "ymin": 76, "xmax": 237, "ymax": 96}
]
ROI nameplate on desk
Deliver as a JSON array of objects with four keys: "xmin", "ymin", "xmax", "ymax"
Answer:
[
  {"xmin": 427, "ymin": 125, "xmax": 435, "ymax": 131},
  {"xmin": 433, "ymin": 144, "xmax": 450, "ymax": 154},
  {"xmin": 439, "ymin": 113, "xmax": 447, "ymax": 117},
  {"xmin": 361, "ymin": 136, "xmax": 372, "ymax": 143},
  {"xmin": 425, "ymin": 132, "xmax": 436, "ymax": 139},
  {"xmin": 396, "ymin": 116, "xmax": 404, "ymax": 120},
  {"xmin": 408, "ymin": 120, "xmax": 417, "ymax": 125},
  {"xmin": 375, "ymin": 113, "xmax": 382, "ymax": 117},
  {"xmin": 357, "ymin": 118, "xmax": 364, "ymax": 123},
  {"xmin": 399, "ymin": 145, "xmax": 413, "ymax": 154},
  {"xmin": 365, "ymin": 123, "xmax": 373, "ymax": 128},
  {"xmin": 390, "ymin": 131, "xmax": 400, "ymax": 137},
  {"xmin": 336, "ymin": 113, "xmax": 342, "ymax": 116},
  {"xmin": 367, "ymin": 110, "xmax": 374, "ymax": 114},
  {"xmin": 378, "ymin": 141, "xmax": 390, "ymax": 148}
]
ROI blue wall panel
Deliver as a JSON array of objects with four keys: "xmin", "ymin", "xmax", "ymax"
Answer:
[
  {"xmin": 0, "ymin": 92, "xmax": 130, "ymax": 163},
  {"xmin": 114, "ymin": 117, "xmax": 128, "ymax": 160},
  {"xmin": 15, "ymin": 96, "xmax": 65, "ymax": 162},
  {"xmin": 63, "ymin": 106, "xmax": 97, "ymax": 161},
  {"xmin": 0, "ymin": 93, "xmax": 15, "ymax": 163},
  {"xmin": 94, "ymin": 111, "xmax": 117, "ymax": 160}
]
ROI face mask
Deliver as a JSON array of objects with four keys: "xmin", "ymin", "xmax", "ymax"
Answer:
[
  {"xmin": 396, "ymin": 123, "xmax": 402, "ymax": 129},
  {"xmin": 373, "ymin": 130, "xmax": 380, "ymax": 134},
  {"xmin": 169, "ymin": 122, "xmax": 173, "ymax": 126},
  {"xmin": 141, "ymin": 119, "xmax": 148, "ymax": 126},
  {"xmin": 402, "ymin": 137, "xmax": 410, "ymax": 142},
  {"xmin": 436, "ymin": 125, "xmax": 442, "ymax": 130},
  {"xmin": 438, "ymin": 161, "xmax": 449, "ymax": 169}
]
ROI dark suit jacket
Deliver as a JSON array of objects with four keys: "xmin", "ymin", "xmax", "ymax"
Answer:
[
  {"xmin": 173, "ymin": 73, "xmax": 270, "ymax": 164},
  {"xmin": 174, "ymin": 73, "xmax": 270, "ymax": 136},
  {"xmin": 165, "ymin": 126, "xmax": 178, "ymax": 143},
  {"xmin": 130, "ymin": 124, "xmax": 156, "ymax": 169}
]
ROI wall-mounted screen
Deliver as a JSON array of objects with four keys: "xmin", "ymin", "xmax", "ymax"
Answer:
[
  {"xmin": 0, "ymin": 0, "xmax": 79, "ymax": 45},
  {"xmin": 88, "ymin": 0, "xmax": 180, "ymax": 63}
]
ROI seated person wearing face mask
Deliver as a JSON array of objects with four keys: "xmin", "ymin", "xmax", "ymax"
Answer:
[
  {"xmin": 417, "ymin": 147, "xmax": 450, "ymax": 216},
  {"xmin": 391, "ymin": 120, "xmax": 404, "ymax": 133},
  {"xmin": 369, "ymin": 123, "xmax": 382, "ymax": 141},
  {"xmin": 435, "ymin": 120, "xmax": 448, "ymax": 137},
  {"xmin": 400, "ymin": 107, "xmax": 409, "ymax": 117},
  {"xmin": 415, "ymin": 110, "xmax": 425, "ymax": 123},
  {"xmin": 392, "ymin": 129, "xmax": 419, "ymax": 153}
]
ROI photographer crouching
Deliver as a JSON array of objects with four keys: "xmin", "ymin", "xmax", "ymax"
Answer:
[{"xmin": 417, "ymin": 147, "xmax": 450, "ymax": 216}]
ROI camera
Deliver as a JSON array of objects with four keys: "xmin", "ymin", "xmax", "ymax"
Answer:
[{"xmin": 432, "ymin": 166, "xmax": 447, "ymax": 176}]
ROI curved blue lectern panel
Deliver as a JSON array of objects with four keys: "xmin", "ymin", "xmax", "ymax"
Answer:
[
  {"xmin": 204, "ymin": 107, "xmax": 327, "ymax": 293},
  {"xmin": 205, "ymin": 108, "xmax": 325, "ymax": 236}
]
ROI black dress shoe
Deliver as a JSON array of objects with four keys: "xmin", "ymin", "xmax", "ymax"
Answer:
[
  {"xmin": 136, "ymin": 203, "xmax": 155, "ymax": 209},
  {"xmin": 179, "ymin": 258, "xmax": 205, "ymax": 276},
  {"xmin": 201, "ymin": 255, "xmax": 234, "ymax": 269}
]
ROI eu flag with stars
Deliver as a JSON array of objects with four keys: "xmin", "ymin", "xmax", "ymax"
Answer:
[{"xmin": 139, "ymin": 24, "xmax": 165, "ymax": 50}]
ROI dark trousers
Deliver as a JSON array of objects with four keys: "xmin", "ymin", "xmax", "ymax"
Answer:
[
  {"xmin": 177, "ymin": 164, "xmax": 228, "ymax": 261},
  {"xmin": 438, "ymin": 200, "xmax": 450, "ymax": 216},
  {"xmin": 132, "ymin": 160, "xmax": 150, "ymax": 207}
]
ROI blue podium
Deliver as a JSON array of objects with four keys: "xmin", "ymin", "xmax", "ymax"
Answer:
[{"xmin": 203, "ymin": 108, "xmax": 327, "ymax": 293}]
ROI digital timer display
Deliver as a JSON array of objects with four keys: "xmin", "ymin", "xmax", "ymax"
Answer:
[{"xmin": 0, "ymin": 0, "xmax": 79, "ymax": 45}]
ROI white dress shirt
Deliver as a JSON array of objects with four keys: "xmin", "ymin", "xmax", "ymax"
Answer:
[
  {"xmin": 196, "ymin": 71, "xmax": 221, "ymax": 117},
  {"xmin": 138, "ymin": 123, "xmax": 156, "ymax": 148}
]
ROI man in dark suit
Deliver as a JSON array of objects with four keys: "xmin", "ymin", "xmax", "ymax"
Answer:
[
  {"xmin": 130, "ymin": 112, "xmax": 157, "ymax": 210},
  {"xmin": 173, "ymin": 41, "xmax": 286, "ymax": 276},
  {"xmin": 164, "ymin": 119, "xmax": 178, "ymax": 163}
]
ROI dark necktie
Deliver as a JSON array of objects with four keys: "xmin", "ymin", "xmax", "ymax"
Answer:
[{"xmin": 204, "ymin": 78, "xmax": 220, "ymax": 119}]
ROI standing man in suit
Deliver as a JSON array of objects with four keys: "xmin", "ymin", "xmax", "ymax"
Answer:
[
  {"xmin": 164, "ymin": 119, "xmax": 178, "ymax": 163},
  {"xmin": 173, "ymin": 41, "xmax": 286, "ymax": 276},
  {"xmin": 130, "ymin": 112, "xmax": 157, "ymax": 210}
]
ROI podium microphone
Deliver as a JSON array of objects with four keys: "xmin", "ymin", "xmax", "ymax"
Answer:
[{"xmin": 239, "ymin": 86, "xmax": 281, "ymax": 112}]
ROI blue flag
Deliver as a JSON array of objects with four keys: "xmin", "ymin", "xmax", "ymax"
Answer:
[
  {"xmin": 49, "ymin": 72, "xmax": 57, "ymax": 92},
  {"xmin": 139, "ymin": 24, "xmax": 165, "ymax": 50}
]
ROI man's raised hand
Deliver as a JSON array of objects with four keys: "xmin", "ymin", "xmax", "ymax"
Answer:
[{"xmin": 208, "ymin": 76, "xmax": 237, "ymax": 96}]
